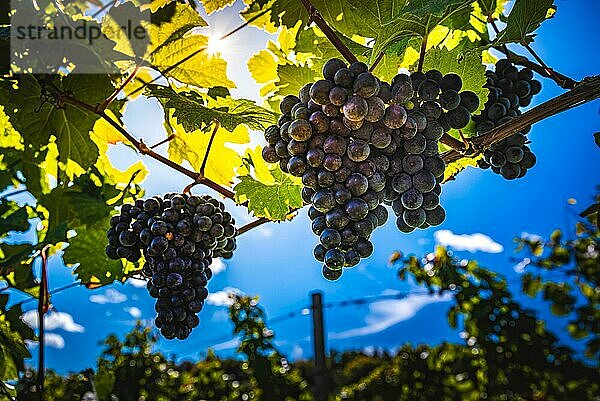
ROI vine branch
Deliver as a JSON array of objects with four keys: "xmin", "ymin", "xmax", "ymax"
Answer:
[
  {"xmin": 237, "ymin": 218, "xmax": 269, "ymax": 235},
  {"xmin": 442, "ymin": 75, "xmax": 600, "ymax": 163},
  {"xmin": 370, "ymin": 52, "xmax": 385, "ymax": 72},
  {"xmin": 417, "ymin": 34, "xmax": 428, "ymax": 73},
  {"xmin": 298, "ymin": 0, "xmax": 358, "ymax": 64},
  {"xmin": 59, "ymin": 93, "xmax": 236, "ymax": 200}
]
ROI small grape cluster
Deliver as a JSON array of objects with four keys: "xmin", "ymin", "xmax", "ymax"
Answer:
[
  {"xmin": 261, "ymin": 58, "xmax": 478, "ymax": 280},
  {"xmin": 106, "ymin": 193, "xmax": 237, "ymax": 339},
  {"xmin": 474, "ymin": 59, "xmax": 541, "ymax": 179},
  {"xmin": 382, "ymin": 70, "xmax": 478, "ymax": 232}
]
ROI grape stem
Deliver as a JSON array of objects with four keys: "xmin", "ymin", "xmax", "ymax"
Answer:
[
  {"xmin": 100, "ymin": 63, "xmax": 141, "ymax": 111},
  {"xmin": 200, "ymin": 121, "xmax": 220, "ymax": 176},
  {"xmin": 149, "ymin": 134, "xmax": 176, "ymax": 149},
  {"xmin": 297, "ymin": 0, "xmax": 358, "ymax": 64},
  {"xmin": 417, "ymin": 34, "xmax": 428, "ymax": 73},
  {"xmin": 442, "ymin": 75, "xmax": 600, "ymax": 164},
  {"xmin": 36, "ymin": 244, "xmax": 51, "ymax": 401},
  {"xmin": 370, "ymin": 52, "xmax": 385, "ymax": 72},
  {"xmin": 488, "ymin": 17, "xmax": 574, "ymax": 89}
]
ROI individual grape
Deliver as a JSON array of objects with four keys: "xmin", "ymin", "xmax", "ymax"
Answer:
[
  {"xmin": 312, "ymin": 190, "xmax": 336, "ymax": 212},
  {"xmin": 310, "ymin": 80, "xmax": 333, "ymax": 105},
  {"xmin": 418, "ymin": 79, "xmax": 440, "ymax": 101},
  {"xmin": 323, "ymin": 135, "xmax": 348, "ymax": 156},
  {"xmin": 392, "ymin": 173, "xmax": 412, "ymax": 194},
  {"xmin": 353, "ymin": 72, "xmax": 379, "ymax": 98},
  {"xmin": 402, "ymin": 155, "xmax": 423, "ymax": 175},
  {"xmin": 299, "ymin": 83, "xmax": 312, "ymax": 103},
  {"xmin": 422, "ymin": 191, "xmax": 440, "ymax": 210},
  {"xmin": 280, "ymin": 95, "xmax": 300, "ymax": 115},
  {"xmin": 401, "ymin": 189, "xmax": 424, "ymax": 210},
  {"xmin": 425, "ymin": 205, "xmax": 446, "ymax": 226},
  {"xmin": 392, "ymin": 79, "xmax": 413, "ymax": 104},
  {"xmin": 347, "ymin": 140, "xmax": 371, "ymax": 162},
  {"xmin": 309, "ymin": 111, "xmax": 330, "ymax": 133},
  {"xmin": 324, "ymin": 248, "xmax": 345, "ymax": 270},
  {"xmin": 446, "ymin": 106, "xmax": 471, "ymax": 129},
  {"xmin": 412, "ymin": 170, "xmax": 436, "ymax": 193},
  {"xmin": 323, "ymin": 58, "xmax": 346, "ymax": 80},
  {"xmin": 322, "ymin": 265, "xmax": 343, "ymax": 281},
  {"xmin": 346, "ymin": 173, "xmax": 369, "ymax": 196},
  {"xmin": 345, "ymin": 198, "xmax": 369, "ymax": 221},
  {"xmin": 365, "ymin": 96, "xmax": 386, "ymax": 122},
  {"xmin": 288, "ymin": 119, "xmax": 313, "ymax": 141},
  {"xmin": 371, "ymin": 128, "xmax": 392, "ymax": 149},
  {"xmin": 355, "ymin": 239, "xmax": 374, "ymax": 258},
  {"xmin": 459, "ymin": 91, "xmax": 480, "ymax": 113},
  {"xmin": 439, "ymin": 90, "xmax": 460, "ymax": 111},
  {"xmin": 343, "ymin": 96, "xmax": 369, "ymax": 121},
  {"xmin": 262, "ymin": 145, "xmax": 279, "ymax": 163},
  {"xmin": 325, "ymin": 208, "xmax": 349, "ymax": 230},
  {"xmin": 329, "ymin": 86, "xmax": 349, "ymax": 106},
  {"xmin": 349, "ymin": 61, "xmax": 368, "ymax": 75},
  {"xmin": 440, "ymin": 73, "xmax": 462, "ymax": 92},
  {"xmin": 403, "ymin": 208, "xmax": 426, "ymax": 228},
  {"xmin": 334, "ymin": 68, "xmax": 355, "ymax": 88},
  {"xmin": 383, "ymin": 104, "xmax": 407, "ymax": 129},
  {"xmin": 320, "ymin": 228, "xmax": 342, "ymax": 249}
]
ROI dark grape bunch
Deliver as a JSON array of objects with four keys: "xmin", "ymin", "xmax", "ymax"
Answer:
[
  {"xmin": 262, "ymin": 59, "xmax": 399, "ymax": 281},
  {"xmin": 474, "ymin": 59, "xmax": 541, "ymax": 179},
  {"xmin": 105, "ymin": 193, "xmax": 237, "ymax": 340},
  {"xmin": 381, "ymin": 69, "xmax": 479, "ymax": 233}
]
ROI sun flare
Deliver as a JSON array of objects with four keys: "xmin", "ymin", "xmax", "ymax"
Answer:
[{"xmin": 207, "ymin": 35, "xmax": 224, "ymax": 56}]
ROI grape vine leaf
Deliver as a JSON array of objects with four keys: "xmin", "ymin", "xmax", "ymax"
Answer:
[
  {"xmin": 234, "ymin": 151, "xmax": 302, "ymax": 221},
  {"xmin": 0, "ymin": 302, "xmax": 32, "ymax": 384},
  {"xmin": 494, "ymin": 0, "xmax": 556, "ymax": 45},
  {"xmin": 200, "ymin": 0, "xmax": 236, "ymax": 14},
  {"xmin": 0, "ymin": 75, "xmax": 122, "ymax": 169},
  {"xmin": 166, "ymin": 117, "xmax": 250, "ymax": 186},
  {"xmin": 0, "ymin": 201, "xmax": 30, "ymax": 237},
  {"xmin": 146, "ymin": 85, "xmax": 276, "ymax": 132},
  {"xmin": 150, "ymin": 34, "xmax": 235, "ymax": 89},
  {"xmin": 63, "ymin": 218, "xmax": 141, "ymax": 288},
  {"xmin": 422, "ymin": 43, "xmax": 489, "ymax": 113},
  {"xmin": 147, "ymin": 3, "xmax": 207, "ymax": 54},
  {"xmin": 443, "ymin": 155, "xmax": 482, "ymax": 182}
]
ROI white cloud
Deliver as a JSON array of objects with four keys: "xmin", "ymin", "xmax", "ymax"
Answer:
[
  {"xmin": 127, "ymin": 278, "xmax": 148, "ymax": 288},
  {"xmin": 330, "ymin": 293, "xmax": 451, "ymax": 340},
  {"xmin": 291, "ymin": 345, "xmax": 304, "ymax": 359},
  {"xmin": 26, "ymin": 333, "xmax": 66, "ymax": 349},
  {"xmin": 125, "ymin": 306, "xmax": 142, "ymax": 319},
  {"xmin": 206, "ymin": 287, "xmax": 242, "ymax": 307},
  {"xmin": 209, "ymin": 259, "xmax": 227, "ymax": 275},
  {"xmin": 257, "ymin": 227, "xmax": 274, "ymax": 237},
  {"xmin": 89, "ymin": 288, "xmax": 127, "ymax": 304},
  {"xmin": 211, "ymin": 338, "xmax": 240, "ymax": 351},
  {"xmin": 434, "ymin": 230, "xmax": 504, "ymax": 253},
  {"xmin": 21, "ymin": 311, "xmax": 84, "ymax": 333}
]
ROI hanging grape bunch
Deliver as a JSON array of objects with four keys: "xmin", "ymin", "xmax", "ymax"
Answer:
[
  {"xmin": 263, "ymin": 59, "xmax": 398, "ymax": 281},
  {"xmin": 382, "ymin": 70, "xmax": 479, "ymax": 233},
  {"xmin": 105, "ymin": 193, "xmax": 237, "ymax": 339},
  {"xmin": 475, "ymin": 59, "xmax": 541, "ymax": 179}
]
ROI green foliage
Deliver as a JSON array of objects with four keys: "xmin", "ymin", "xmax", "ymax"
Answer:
[
  {"xmin": 235, "ymin": 166, "xmax": 303, "ymax": 221},
  {"xmin": 0, "ymin": 75, "xmax": 122, "ymax": 169},
  {"xmin": 147, "ymin": 85, "xmax": 277, "ymax": 132},
  {"xmin": 515, "ymin": 190, "xmax": 600, "ymax": 359},
  {"xmin": 495, "ymin": 0, "xmax": 556, "ymax": 45}
]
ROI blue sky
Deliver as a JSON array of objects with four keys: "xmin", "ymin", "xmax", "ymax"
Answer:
[{"xmin": 5, "ymin": 0, "xmax": 600, "ymax": 373}]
